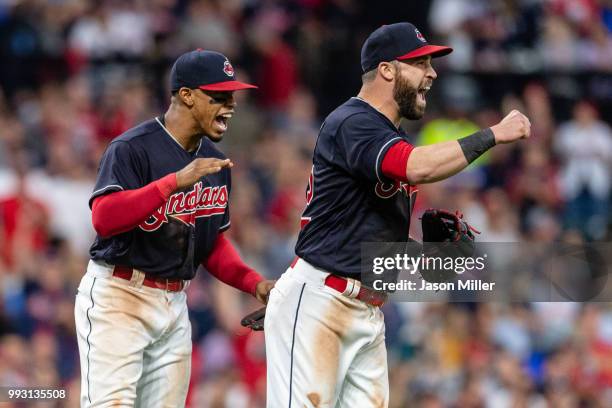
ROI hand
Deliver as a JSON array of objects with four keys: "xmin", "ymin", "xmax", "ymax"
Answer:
[
  {"xmin": 254, "ymin": 280, "xmax": 276, "ymax": 305},
  {"xmin": 490, "ymin": 110, "xmax": 531, "ymax": 144},
  {"xmin": 175, "ymin": 158, "xmax": 233, "ymax": 190}
]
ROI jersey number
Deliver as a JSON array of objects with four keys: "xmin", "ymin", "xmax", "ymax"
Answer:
[
  {"xmin": 305, "ymin": 165, "xmax": 314, "ymax": 205},
  {"xmin": 301, "ymin": 166, "xmax": 315, "ymax": 228}
]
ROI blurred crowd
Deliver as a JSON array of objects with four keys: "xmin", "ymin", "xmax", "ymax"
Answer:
[
  {"xmin": 431, "ymin": 0, "xmax": 612, "ymax": 72},
  {"xmin": 1, "ymin": 0, "xmax": 612, "ymax": 407}
]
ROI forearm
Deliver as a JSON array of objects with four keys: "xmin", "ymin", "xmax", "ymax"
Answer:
[
  {"xmin": 91, "ymin": 173, "xmax": 177, "ymax": 237},
  {"xmin": 406, "ymin": 128, "xmax": 495, "ymax": 184},
  {"xmin": 406, "ymin": 141, "xmax": 467, "ymax": 184},
  {"xmin": 203, "ymin": 234, "xmax": 263, "ymax": 295}
]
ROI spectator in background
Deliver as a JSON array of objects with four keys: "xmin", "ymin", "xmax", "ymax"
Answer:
[
  {"xmin": 179, "ymin": 0, "xmax": 239, "ymax": 58},
  {"xmin": 417, "ymin": 75, "xmax": 486, "ymax": 189},
  {"xmin": 479, "ymin": 188, "xmax": 520, "ymax": 243},
  {"xmin": 554, "ymin": 100, "xmax": 612, "ymax": 239},
  {"xmin": 0, "ymin": 2, "xmax": 44, "ymax": 95},
  {"xmin": 549, "ymin": 0, "xmax": 601, "ymax": 34},
  {"xmin": 507, "ymin": 144, "xmax": 561, "ymax": 232},
  {"xmin": 0, "ymin": 157, "xmax": 49, "ymax": 272},
  {"xmin": 579, "ymin": 22, "xmax": 612, "ymax": 71},
  {"xmin": 0, "ymin": 335, "xmax": 30, "ymax": 386},
  {"xmin": 522, "ymin": 82, "xmax": 555, "ymax": 142},
  {"xmin": 604, "ymin": 0, "xmax": 612, "ymax": 32},
  {"xmin": 68, "ymin": 1, "xmax": 152, "ymax": 59},
  {"xmin": 247, "ymin": 6, "xmax": 298, "ymax": 112}
]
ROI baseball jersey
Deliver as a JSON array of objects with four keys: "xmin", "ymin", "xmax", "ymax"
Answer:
[
  {"xmin": 295, "ymin": 97, "xmax": 417, "ymax": 278},
  {"xmin": 89, "ymin": 117, "xmax": 231, "ymax": 280}
]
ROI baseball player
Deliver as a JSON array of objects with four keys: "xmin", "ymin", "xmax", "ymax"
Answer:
[
  {"xmin": 264, "ymin": 23, "xmax": 530, "ymax": 407},
  {"xmin": 74, "ymin": 50, "xmax": 274, "ymax": 407}
]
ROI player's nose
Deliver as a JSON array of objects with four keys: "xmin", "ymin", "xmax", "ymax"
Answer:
[{"xmin": 427, "ymin": 65, "xmax": 437, "ymax": 80}]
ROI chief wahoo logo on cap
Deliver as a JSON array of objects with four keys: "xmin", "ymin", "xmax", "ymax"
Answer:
[
  {"xmin": 415, "ymin": 28, "xmax": 427, "ymax": 43},
  {"xmin": 223, "ymin": 60, "xmax": 235, "ymax": 77}
]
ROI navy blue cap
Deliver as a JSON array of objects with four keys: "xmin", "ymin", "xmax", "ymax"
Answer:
[
  {"xmin": 170, "ymin": 49, "xmax": 257, "ymax": 92},
  {"xmin": 361, "ymin": 23, "xmax": 452, "ymax": 73}
]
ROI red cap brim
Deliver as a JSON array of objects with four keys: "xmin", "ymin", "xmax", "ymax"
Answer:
[
  {"xmin": 396, "ymin": 45, "xmax": 453, "ymax": 61},
  {"xmin": 198, "ymin": 81, "xmax": 258, "ymax": 91}
]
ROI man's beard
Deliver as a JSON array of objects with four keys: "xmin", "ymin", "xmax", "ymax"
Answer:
[{"xmin": 393, "ymin": 74, "xmax": 425, "ymax": 120}]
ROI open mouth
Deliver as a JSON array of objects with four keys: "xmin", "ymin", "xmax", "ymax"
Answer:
[
  {"xmin": 214, "ymin": 113, "xmax": 233, "ymax": 132},
  {"xmin": 417, "ymin": 86, "xmax": 431, "ymax": 103}
]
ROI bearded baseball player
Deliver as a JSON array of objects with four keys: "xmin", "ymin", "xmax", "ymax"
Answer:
[
  {"xmin": 74, "ymin": 49, "xmax": 274, "ymax": 407},
  {"xmin": 263, "ymin": 23, "xmax": 530, "ymax": 407}
]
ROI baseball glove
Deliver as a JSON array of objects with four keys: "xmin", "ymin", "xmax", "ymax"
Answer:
[
  {"xmin": 240, "ymin": 306, "xmax": 266, "ymax": 331},
  {"xmin": 420, "ymin": 208, "xmax": 479, "ymax": 283}
]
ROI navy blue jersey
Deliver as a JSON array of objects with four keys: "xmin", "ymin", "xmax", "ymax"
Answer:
[
  {"xmin": 295, "ymin": 98, "xmax": 417, "ymax": 278},
  {"xmin": 89, "ymin": 117, "xmax": 231, "ymax": 280}
]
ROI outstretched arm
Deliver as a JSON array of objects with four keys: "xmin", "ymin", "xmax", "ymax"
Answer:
[
  {"xmin": 404, "ymin": 110, "xmax": 530, "ymax": 184},
  {"xmin": 203, "ymin": 233, "xmax": 274, "ymax": 304}
]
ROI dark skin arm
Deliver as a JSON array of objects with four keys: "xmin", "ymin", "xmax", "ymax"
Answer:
[
  {"xmin": 174, "ymin": 158, "xmax": 234, "ymax": 191},
  {"xmin": 255, "ymin": 280, "xmax": 276, "ymax": 305}
]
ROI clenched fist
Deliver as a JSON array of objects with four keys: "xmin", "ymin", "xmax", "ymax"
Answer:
[
  {"xmin": 175, "ymin": 158, "xmax": 233, "ymax": 191},
  {"xmin": 490, "ymin": 110, "xmax": 531, "ymax": 144}
]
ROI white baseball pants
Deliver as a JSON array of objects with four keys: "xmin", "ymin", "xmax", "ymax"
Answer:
[
  {"xmin": 74, "ymin": 260, "xmax": 192, "ymax": 407},
  {"xmin": 265, "ymin": 258, "xmax": 388, "ymax": 407}
]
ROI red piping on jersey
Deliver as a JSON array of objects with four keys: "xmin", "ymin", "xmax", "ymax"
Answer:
[
  {"xmin": 203, "ymin": 233, "xmax": 263, "ymax": 295},
  {"xmin": 91, "ymin": 173, "xmax": 177, "ymax": 238},
  {"xmin": 381, "ymin": 140, "xmax": 414, "ymax": 183}
]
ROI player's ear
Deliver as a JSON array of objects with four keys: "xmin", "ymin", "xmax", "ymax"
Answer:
[
  {"xmin": 178, "ymin": 88, "xmax": 195, "ymax": 107},
  {"xmin": 379, "ymin": 62, "xmax": 396, "ymax": 82}
]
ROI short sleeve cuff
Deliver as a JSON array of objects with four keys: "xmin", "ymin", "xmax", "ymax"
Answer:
[
  {"xmin": 88, "ymin": 185, "xmax": 124, "ymax": 208},
  {"xmin": 219, "ymin": 220, "xmax": 231, "ymax": 232},
  {"xmin": 381, "ymin": 140, "xmax": 414, "ymax": 183},
  {"xmin": 374, "ymin": 137, "xmax": 403, "ymax": 183}
]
